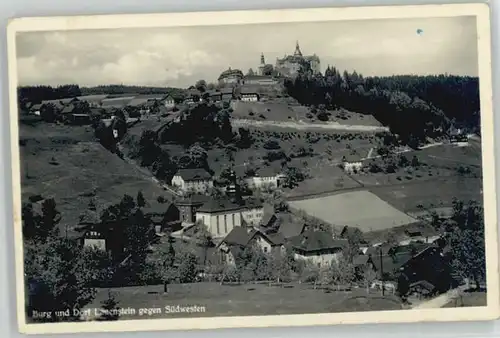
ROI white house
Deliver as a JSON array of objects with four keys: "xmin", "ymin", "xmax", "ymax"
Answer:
[
  {"xmin": 171, "ymin": 168, "xmax": 214, "ymax": 193},
  {"xmin": 30, "ymin": 103, "xmax": 42, "ymax": 116},
  {"xmin": 162, "ymin": 95, "xmax": 176, "ymax": 109},
  {"xmin": 195, "ymin": 199, "xmax": 244, "ymax": 239},
  {"xmin": 82, "ymin": 230, "xmax": 106, "ymax": 251},
  {"xmin": 342, "ymin": 154, "xmax": 364, "ymax": 174},
  {"xmin": 240, "ymin": 198, "xmax": 265, "ymax": 226},
  {"xmin": 291, "ymin": 230, "xmax": 348, "ymax": 268}
]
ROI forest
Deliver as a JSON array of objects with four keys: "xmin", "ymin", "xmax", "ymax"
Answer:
[{"xmin": 284, "ymin": 65, "xmax": 480, "ymax": 147}]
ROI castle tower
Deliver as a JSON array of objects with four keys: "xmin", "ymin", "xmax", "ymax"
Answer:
[
  {"xmin": 258, "ymin": 53, "xmax": 266, "ymax": 76},
  {"xmin": 260, "ymin": 53, "xmax": 265, "ymax": 65},
  {"xmin": 294, "ymin": 40, "xmax": 303, "ymax": 57}
]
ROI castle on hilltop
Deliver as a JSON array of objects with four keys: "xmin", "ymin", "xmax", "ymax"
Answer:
[{"xmin": 273, "ymin": 41, "xmax": 321, "ymax": 77}]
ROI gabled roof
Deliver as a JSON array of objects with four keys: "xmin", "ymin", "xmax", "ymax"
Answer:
[
  {"xmin": 258, "ymin": 231, "xmax": 285, "ymax": 246},
  {"xmin": 197, "ymin": 198, "xmax": 243, "ymax": 214},
  {"xmin": 291, "ymin": 230, "xmax": 348, "ymax": 253},
  {"xmin": 353, "ymin": 254, "xmax": 371, "ymax": 266},
  {"xmin": 244, "ymin": 198, "xmax": 264, "ymax": 209},
  {"xmin": 174, "ymin": 168, "xmax": 212, "ymax": 181},
  {"xmin": 278, "ymin": 220, "xmax": 306, "ymax": 239},
  {"xmin": 221, "ymin": 227, "xmax": 256, "ymax": 247},
  {"xmin": 61, "ymin": 105, "xmax": 75, "ymax": 114},
  {"xmin": 260, "ymin": 206, "xmax": 277, "ymax": 227}
]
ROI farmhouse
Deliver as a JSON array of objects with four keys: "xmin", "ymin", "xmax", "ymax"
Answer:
[
  {"xmin": 239, "ymin": 88, "xmax": 260, "ymax": 102},
  {"xmin": 342, "ymin": 154, "xmax": 364, "ymax": 173},
  {"xmin": 398, "ymin": 224, "xmax": 441, "ymax": 246},
  {"xmin": 195, "ymin": 198, "xmax": 245, "ymax": 239},
  {"xmin": 171, "ymin": 168, "xmax": 214, "ymax": 193},
  {"xmin": 291, "ymin": 230, "xmax": 348, "ymax": 267},
  {"xmin": 66, "ymin": 113, "xmax": 92, "ymax": 125},
  {"xmin": 244, "ymin": 169, "xmax": 284, "ymax": 190},
  {"xmin": 161, "ymin": 95, "xmax": 176, "ymax": 109},
  {"xmin": 175, "ymin": 194, "xmax": 210, "ymax": 225},
  {"xmin": 218, "ymin": 67, "xmax": 244, "ymax": 85},
  {"xmin": 81, "ymin": 230, "xmax": 106, "ymax": 251}
]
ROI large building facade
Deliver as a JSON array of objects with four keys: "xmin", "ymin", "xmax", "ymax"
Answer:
[{"xmin": 274, "ymin": 41, "xmax": 321, "ymax": 77}]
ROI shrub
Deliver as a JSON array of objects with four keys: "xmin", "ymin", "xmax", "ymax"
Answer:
[{"xmin": 263, "ymin": 140, "xmax": 281, "ymax": 150}]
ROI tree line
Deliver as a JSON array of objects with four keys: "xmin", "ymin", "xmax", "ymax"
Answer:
[{"xmin": 284, "ymin": 65, "xmax": 480, "ymax": 147}]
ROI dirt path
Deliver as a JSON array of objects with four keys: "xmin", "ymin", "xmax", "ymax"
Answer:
[
  {"xmin": 232, "ymin": 118, "xmax": 389, "ymax": 132},
  {"xmin": 412, "ymin": 286, "xmax": 467, "ymax": 309}
]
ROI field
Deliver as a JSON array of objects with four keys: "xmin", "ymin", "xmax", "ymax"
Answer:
[
  {"xmin": 232, "ymin": 101, "xmax": 383, "ymax": 127},
  {"xmin": 369, "ymin": 176, "xmax": 482, "ymax": 213},
  {"xmin": 19, "ymin": 123, "xmax": 169, "ymax": 231},
  {"xmin": 81, "ymin": 282, "xmax": 402, "ymax": 320},
  {"xmin": 289, "ymin": 190, "xmax": 417, "ymax": 231}
]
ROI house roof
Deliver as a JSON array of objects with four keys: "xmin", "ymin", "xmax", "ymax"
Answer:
[
  {"xmin": 197, "ymin": 198, "xmax": 243, "ymax": 214},
  {"xmin": 366, "ymin": 243, "xmax": 395, "ymax": 257},
  {"xmin": 244, "ymin": 197, "xmax": 264, "ymax": 209},
  {"xmin": 278, "ymin": 220, "xmax": 306, "ymax": 239},
  {"xmin": 221, "ymin": 227, "xmax": 256, "ymax": 247},
  {"xmin": 353, "ymin": 255, "xmax": 371, "ymax": 266},
  {"xmin": 220, "ymin": 88, "xmax": 234, "ymax": 95},
  {"xmin": 260, "ymin": 206, "xmax": 277, "ymax": 227},
  {"xmin": 258, "ymin": 231, "xmax": 285, "ymax": 246},
  {"xmin": 404, "ymin": 224, "xmax": 440, "ymax": 238},
  {"xmin": 343, "ymin": 153, "xmax": 365, "ymax": 163},
  {"xmin": 240, "ymin": 87, "xmax": 260, "ymax": 95},
  {"xmin": 175, "ymin": 194, "xmax": 210, "ymax": 206},
  {"xmin": 30, "ymin": 104, "xmax": 42, "ymax": 110},
  {"xmin": 61, "ymin": 105, "xmax": 75, "ymax": 114},
  {"xmin": 218, "ymin": 68, "xmax": 244, "ymax": 80},
  {"xmin": 290, "ymin": 230, "xmax": 348, "ymax": 253},
  {"xmin": 175, "ymin": 168, "xmax": 212, "ymax": 181}
]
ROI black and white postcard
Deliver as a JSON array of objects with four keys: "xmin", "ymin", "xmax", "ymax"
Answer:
[{"xmin": 6, "ymin": 3, "xmax": 499, "ymax": 335}]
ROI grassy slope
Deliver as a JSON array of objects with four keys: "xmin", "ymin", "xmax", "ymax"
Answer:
[{"xmin": 19, "ymin": 123, "xmax": 169, "ymax": 231}]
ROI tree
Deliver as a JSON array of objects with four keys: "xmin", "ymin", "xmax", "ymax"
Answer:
[
  {"xmin": 25, "ymin": 238, "xmax": 98, "ymax": 322},
  {"xmin": 136, "ymin": 191, "xmax": 146, "ymax": 208},
  {"xmin": 195, "ymin": 80, "xmax": 207, "ymax": 92},
  {"xmin": 138, "ymin": 129, "xmax": 160, "ymax": 167},
  {"xmin": 177, "ymin": 251, "xmax": 198, "ymax": 283},
  {"xmin": 23, "ymin": 199, "xmax": 61, "ymax": 243},
  {"xmin": 362, "ymin": 267, "xmax": 378, "ymax": 294},
  {"xmin": 97, "ymin": 290, "xmax": 120, "ymax": 321},
  {"xmin": 448, "ymin": 200, "xmax": 485, "ymax": 289},
  {"xmin": 177, "ymin": 144, "xmax": 209, "ymax": 170},
  {"xmin": 262, "ymin": 64, "xmax": 274, "ymax": 76},
  {"xmin": 384, "ymin": 231, "xmax": 399, "ymax": 247},
  {"xmin": 300, "ymin": 262, "xmax": 321, "ymax": 289},
  {"xmin": 269, "ymin": 251, "xmax": 292, "ymax": 284},
  {"xmin": 247, "ymin": 68, "xmax": 255, "ymax": 76},
  {"xmin": 281, "ymin": 167, "xmax": 307, "ymax": 189},
  {"xmin": 160, "ymin": 236, "xmax": 176, "ymax": 293},
  {"xmin": 332, "ymin": 256, "xmax": 356, "ymax": 290}
]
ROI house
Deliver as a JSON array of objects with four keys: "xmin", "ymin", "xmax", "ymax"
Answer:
[
  {"xmin": 240, "ymin": 198, "xmax": 264, "ymax": 226},
  {"xmin": 398, "ymin": 224, "xmax": 441, "ymax": 246},
  {"xmin": 143, "ymin": 202, "xmax": 181, "ymax": 234},
  {"xmin": 30, "ymin": 104, "xmax": 42, "ymax": 116},
  {"xmin": 171, "ymin": 168, "xmax": 214, "ymax": 193},
  {"xmin": 67, "ymin": 113, "xmax": 92, "ymax": 125},
  {"xmin": 161, "ymin": 95, "xmax": 176, "ymax": 109},
  {"xmin": 290, "ymin": 230, "xmax": 348, "ymax": 267},
  {"xmin": 184, "ymin": 89, "xmax": 202, "ymax": 105},
  {"xmin": 175, "ymin": 194, "xmax": 210, "ymax": 225},
  {"xmin": 253, "ymin": 230, "xmax": 286, "ymax": 255},
  {"xmin": 196, "ymin": 198, "xmax": 245, "ymax": 239},
  {"xmin": 206, "ymin": 91, "xmax": 223, "ymax": 102},
  {"xmin": 242, "ymin": 75, "xmax": 279, "ymax": 86},
  {"xmin": 82, "ymin": 230, "xmax": 106, "ymax": 251},
  {"xmin": 260, "ymin": 205, "xmax": 278, "ymax": 229},
  {"xmin": 342, "ymin": 154, "xmax": 364, "ymax": 173},
  {"xmin": 239, "ymin": 88, "xmax": 260, "ymax": 102}
]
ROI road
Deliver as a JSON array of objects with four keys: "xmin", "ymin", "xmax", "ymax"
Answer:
[{"xmin": 232, "ymin": 118, "xmax": 389, "ymax": 132}]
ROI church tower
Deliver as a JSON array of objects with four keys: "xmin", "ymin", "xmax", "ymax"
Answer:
[
  {"xmin": 258, "ymin": 52, "xmax": 266, "ymax": 76},
  {"xmin": 226, "ymin": 169, "xmax": 243, "ymax": 204},
  {"xmin": 294, "ymin": 40, "xmax": 303, "ymax": 57}
]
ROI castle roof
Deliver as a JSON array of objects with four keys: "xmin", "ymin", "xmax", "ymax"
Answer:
[{"xmin": 218, "ymin": 68, "xmax": 244, "ymax": 80}]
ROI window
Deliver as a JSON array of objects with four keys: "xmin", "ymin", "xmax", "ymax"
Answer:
[
  {"xmin": 264, "ymin": 247, "xmax": 268, "ymax": 253},
  {"xmin": 224, "ymin": 215, "xmax": 228, "ymax": 233},
  {"xmin": 216, "ymin": 216, "xmax": 220, "ymax": 235},
  {"xmin": 232, "ymin": 213, "xmax": 235, "ymax": 225}
]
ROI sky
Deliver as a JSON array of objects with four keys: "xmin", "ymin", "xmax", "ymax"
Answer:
[{"xmin": 16, "ymin": 16, "xmax": 478, "ymax": 88}]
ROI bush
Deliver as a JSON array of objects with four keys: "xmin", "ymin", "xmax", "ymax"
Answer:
[
  {"xmin": 263, "ymin": 140, "xmax": 281, "ymax": 150},
  {"xmin": 259, "ymin": 114, "xmax": 266, "ymax": 119}
]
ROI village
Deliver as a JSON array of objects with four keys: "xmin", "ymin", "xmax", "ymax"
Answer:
[{"xmin": 20, "ymin": 41, "xmax": 485, "ymax": 321}]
